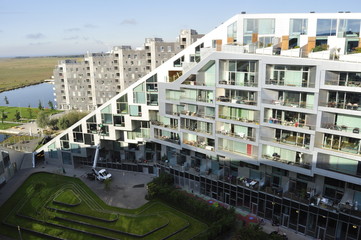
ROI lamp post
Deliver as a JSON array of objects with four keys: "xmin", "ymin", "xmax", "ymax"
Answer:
[{"xmin": 17, "ymin": 225, "xmax": 22, "ymax": 240}]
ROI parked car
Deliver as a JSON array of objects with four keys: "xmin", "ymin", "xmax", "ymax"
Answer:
[{"xmin": 92, "ymin": 168, "xmax": 112, "ymax": 181}]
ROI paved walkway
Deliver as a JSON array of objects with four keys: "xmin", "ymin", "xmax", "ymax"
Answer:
[{"xmin": 0, "ymin": 163, "xmax": 154, "ymax": 209}]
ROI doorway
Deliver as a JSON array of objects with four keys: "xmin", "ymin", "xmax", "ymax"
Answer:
[
  {"xmin": 317, "ymin": 227, "xmax": 326, "ymax": 240},
  {"xmin": 224, "ymin": 193, "xmax": 230, "ymax": 205},
  {"xmin": 282, "ymin": 214, "xmax": 289, "ymax": 227},
  {"xmin": 251, "ymin": 203, "xmax": 258, "ymax": 215}
]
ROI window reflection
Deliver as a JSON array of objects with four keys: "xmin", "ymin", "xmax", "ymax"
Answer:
[
  {"xmin": 316, "ymin": 19, "xmax": 337, "ymax": 36},
  {"xmin": 338, "ymin": 19, "xmax": 361, "ymax": 37}
]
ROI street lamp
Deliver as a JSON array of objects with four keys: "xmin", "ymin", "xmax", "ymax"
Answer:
[{"xmin": 17, "ymin": 225, "xmax": 22, "ymax": 240}]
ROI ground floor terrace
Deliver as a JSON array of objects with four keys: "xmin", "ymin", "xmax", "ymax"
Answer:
[{"xmin": 74, "ymin": 158, "xmax": 361, "ymax": 240}]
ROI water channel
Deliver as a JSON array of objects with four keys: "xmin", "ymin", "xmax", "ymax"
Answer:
[{"xmin": 0, "ymin": 83, "xmax": 56, "ymax": 108}]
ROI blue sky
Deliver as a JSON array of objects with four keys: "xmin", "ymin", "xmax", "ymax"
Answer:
[{"xmin": 0, "ymin": 0, "xmax": 360, "ymax": 57}]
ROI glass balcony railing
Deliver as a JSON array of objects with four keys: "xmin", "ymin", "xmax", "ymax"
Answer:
[
  {"xmin": 263, "ymin": 99, "xmax": 313, "ymax": 109},
  {"xmin": 216, "ymin": 130, "xmax": 255, "ymax": 141},
  {"xmin": 325, "ymin": 79, "xmax": 361, "ymax": 87},
  {"xmin": 261, "ymin": 136, "xmax": 310, "ymax": 149},
  {"xmin": 218, "ymin": 80, "xmax": 257, "ymax": 87},
  {"xmin": 265, "ymin": 118, "xmax": 315, "ymax": 130},
  {"xmin": 320, "ymin": 101, "xmax": 361, "ymax": 111},
  {"xmin": 218, "ymin": 146, "xmax": 256, "ymax": 158},
  {"xmin": 321, "ymin": 123, "xmax": 360, "ymax": 134},
  {"xmin": 154, "ymin": 134, "xmax": 180, "ymax": 145},
  {"xmin": 183, "ymin": 140, "xmax": 215, "ymax": 151},
  {"xmin": 219, "ymin": 114, "xmax": 259, "ymax": 124},
  {"xmin": 265, "ymin": 79, "xmax": 315, "ymax": 88},
  {"xmin": 217, "ymin": 96, "xmax": 257, "ymax": 105},
  {"xmin": 262, "ymin": 154, "xmax": 311, "ymax": 170}
]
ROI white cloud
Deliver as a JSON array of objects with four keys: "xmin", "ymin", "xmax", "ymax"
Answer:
[
  {"xmin": 26, "ymin": 33, "xmax": 45, "ymax": 39},
  {"xmin": 120, "ymin": 19, "xmax": 137, "ymax": 25}
]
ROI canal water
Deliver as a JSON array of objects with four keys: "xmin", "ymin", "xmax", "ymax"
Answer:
[
  {"xmin": 0, "ymin": 83, "xmax": 56, "ymax": 108},
  {"xmin": 0, "ymin": 134, "xmax": 9, "ymax": 143}
]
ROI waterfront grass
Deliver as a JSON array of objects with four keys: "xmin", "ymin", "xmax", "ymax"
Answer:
[
  {"xmin": 0, "ymin": 122, "xmax": 19, "ymax": 130},
  {"xmin": 0, "ymin": 172, "xmax": 207, "ymax": 240},
  {"xmin": 0, "ymin": 106, "xmax": 60, "ymax": 121},
  {"xmin": 0, "ymin": 57, "xmax": 81, "ymax": 92}
]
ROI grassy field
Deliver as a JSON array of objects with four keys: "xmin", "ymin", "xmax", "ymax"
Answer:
[
  {"xmin": 0, "ymin": 172, "xmax": 207, "ymax": 240},
  {"xmin": 0, "ymin": 57, "xmax": 81, "ymax": 92},
  {"xmin": 0, "ymin": 106, "xmax": 61, "ymax": 130}
]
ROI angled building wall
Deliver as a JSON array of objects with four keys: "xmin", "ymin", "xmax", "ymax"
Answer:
[{"xmin": 38, "ymin": 13, "xmax": 361, "ymax": 240}]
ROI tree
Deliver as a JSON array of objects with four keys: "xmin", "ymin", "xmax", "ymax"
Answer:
[
  {"xmin": 56, "ymin": 111, "xmax": 88, "ymax": 130},
  {"xmin": 38, "ymin": 100, "xmax": 43, "ymax": 110},
  {"xmin": 0, "ymin": 110, "xmax": 8, "ymax": 123},
  {"xmin": 36, "ymin": 111, "xmax": 50, "ymax": 128},
  {"xmin": 28, "ymin": 107, "xmax": 33, "ymax": 119},
  {"xmin": 4, "ymin": 96, "xmax": 9, "ymax": 105},
  {"xmin": 48, "ymin": 118, "xmax": 59, "ymax": 130},
  {"xmin": 57, "ymin": 117, "xmax": 70, "ymax": 130},
  {"xmin": 15, "ymin": 110, "xmax": 21, "ymax": 121},
  {"xmin": 48, "ymin": 101, "xmax": 54, "ymax": 110}
]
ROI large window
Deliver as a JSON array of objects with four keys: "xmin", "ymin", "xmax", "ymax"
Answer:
[
  {"xmin": 338, "ymin": 19, "xmax": 361, "ymax": 37},
  {"xmin": 290, "ymin": 19, "xmax": 308, "ymax": 35},
  {"xmin": 243, "ymin": 19, "xmax": 275, "ymax": 44},
  {"xmin": 227, "ymin": 22, "xmax": 237, "ymax": 42},
  {"xmin": 316, "ymin": 19, "xmax": 337, "ymax": 36}
]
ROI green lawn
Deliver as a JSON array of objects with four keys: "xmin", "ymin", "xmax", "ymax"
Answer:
[
  {"xmin": 0, "ymin": 106, "xmax": 60, "ymax": 122},
  {"xmin": 0, "ymin": 122, "xmax": 19, "ymax": 130},
  {"xmin": 0, "ymin": 172, "xmax": 207, "ymax": 240}
]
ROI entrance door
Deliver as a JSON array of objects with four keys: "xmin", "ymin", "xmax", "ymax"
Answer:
[
  {"xmin": 224, "ymin": 193, "xmax": 230, "ymax": 205},
  {"xmin": 251, "ymin": 203, "xmax": 258, "ymax": 215},
  {"xmin": 282, "ymin": 214, "xmax": 289, "ymax": 227},
  {"xmin": 317, "ymin": 227, "xmax": 326, "ymax": 240}
]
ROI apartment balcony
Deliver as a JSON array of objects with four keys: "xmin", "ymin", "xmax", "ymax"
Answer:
[
  {"xmin": 217, "ymin": 130, "xmax": 255, "ymax": 141},
  {"xmin": 321, "ymin": 134, "xmax": 361, "ymax": 155},
  {"xmin": 266, "ymin": 118, "xmax": 314, "ymax": 130},
  {"xmin": 263, "ymin": 99, "xmax": 313, "ymax": 110},
  {"xmin": 283, "ymin": 191, "xmax": 311, "ymax": 205},
  {"xmin": 218, "ymin": 146, "xmax": 256, "ymax": 159},
  {"xmin": 325, "ymin": 79, "xmax": 361, "ymax": 88},
  {"xmin": 218, "ymin": 79, "xmax": 257, "ymax": 87},
  {"xmin": 265, "ymin": 79, "xmax": 315, "ymax": 88},
  {"xmin": 154, "ymin": 134, "xmax": 180, "ymax": 145},
  {"xmin": 321, "ymin": 123, "xmax": 360, "ymax": 135},
  {"xmin": 181, "ymin": 125, "xmax": 212, "ymax": 135},
  {"xmin": 151, "ymin": 121, "xmax": 178, "ymax": 130},
  {"xmin": 180, "ymin": 110, "xmax": 215, "ymax": 120},
  {"xmin": 261, "ymin": 136, "xmax": 310, "ymax": 149},
  {"xmin": 320, "ymin": 101, "xmax": 361, "ymax": 111},
  {"xmin": 219, "ymin": 114, "xmax": 259, "ymax": 125},
  {"xmin": 217, "ymin": 96, "xmax": 257, "ymax": 105},
  {"xmin": 262, "ymin": 154, "xmax": 312, "ymax": 170},
  {"xmin": 183, "ymin": 140, "xmax": 215, "ymax": 151}
]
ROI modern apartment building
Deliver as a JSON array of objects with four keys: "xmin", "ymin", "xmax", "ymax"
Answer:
[
  {"xmin": 53, "ymin": 30, "xmax": 203, "ymax": 111},
  {"xmin": 38, "ymin": 13, "xmax": 361, "ymax": 240}
]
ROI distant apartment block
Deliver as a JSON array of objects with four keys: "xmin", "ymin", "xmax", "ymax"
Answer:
[
  {"xmin": 40, "ymin": 13, "xmax": 361, "ymax": 240},
  {"xmin": 53, "ymin": 29, "xmax": 203, "ymax": 111}
]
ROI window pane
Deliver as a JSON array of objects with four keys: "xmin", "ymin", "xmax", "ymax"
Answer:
[{"xmin": 317, "ymin": 19, "xmax": 336, "ymax": 36}]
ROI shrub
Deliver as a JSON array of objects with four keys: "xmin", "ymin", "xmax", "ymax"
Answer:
[
  {"xmin": 312, "ymin": 44, "xmax": 328, "ymax": 52},
  {"xmin": 147, "ymin": 173, "xmax": 236, "ymax": 239}
]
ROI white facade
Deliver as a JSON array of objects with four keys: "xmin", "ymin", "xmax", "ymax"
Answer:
[{"xmin": 38, "ymin": 13, "xmax": 361, "ymax": 240}]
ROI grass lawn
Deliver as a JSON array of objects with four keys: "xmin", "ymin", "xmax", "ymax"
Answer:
[
  {"xmin": 0, "ymin": 172, "xmax": 207, "ymax": 240},
  {"xmin": 0, "ymin": 122, "xmax": 19, "ymax": 130},
  {"xmin": 0, "ymin": 106, "xmax": 61, "ymax": 122},
  {"xmin": 0, "ymin": 57, "xmax": 81, "ymax": 92}
]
